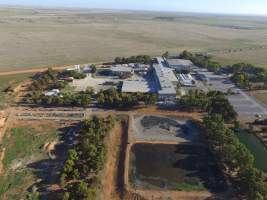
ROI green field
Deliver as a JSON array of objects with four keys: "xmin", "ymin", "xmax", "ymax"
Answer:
[
  {"xmin": 0, "ymin": 73, "xmax": 32, "ymax": 109},
  {"xmin": 0, "ymin": 6, "xmax": 267, "ymax": 71},
  {"xmin": 0, "ymin": 123, "xmax": 59, "ymax": 199}
]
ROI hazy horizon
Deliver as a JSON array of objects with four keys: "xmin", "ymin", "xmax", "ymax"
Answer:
[{"xmin": 1, "ymin": 0, "xmax": 267, "ymax": 16}]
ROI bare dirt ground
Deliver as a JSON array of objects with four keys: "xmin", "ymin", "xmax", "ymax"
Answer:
[
  {"xmin": 136, "ymin": 106, "xmax": 204, "ymax": 120},
  {"xmin": 0, "ymin": 108, "xmax": 14, "ymax": 143},
  {"xmin": 0, "ymin": 148, "xmax": 5, "ymax": 174},
  {"xmin": 100, "ymin": 122, "xmax": 124, "ymax": 200},
  {"xmin": 136, "ymin": 189, "xmax": 212, "ymax": 200},
  {"xmin": 0, "ymin": 61, "xmax": 106, "ymax": 75}
]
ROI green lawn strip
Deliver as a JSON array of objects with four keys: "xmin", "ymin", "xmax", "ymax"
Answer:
[{"xmin": 175, "ymin": 183, "xmax": 206, "ymax": 192}]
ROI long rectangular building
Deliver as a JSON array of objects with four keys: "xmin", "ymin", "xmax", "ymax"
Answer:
[
  {"xmin": 153, "ymin": 57, "xmax": 177, "ymax": 101},
  {"xmin": 121, "ymin": 80, "xmax": 151, "ymax": 93}
]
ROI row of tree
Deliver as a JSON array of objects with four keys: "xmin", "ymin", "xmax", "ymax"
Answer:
[
  {"xmin": 60, "ymin": 116, "xmax": 116, "ymax": 200},
  {"xmin": 114, "ymin": 55, "xmax": 151, "ymax": 64},
  {"xmin": 228, "ymin": 63, "xmax": 267, "ymax": 89},
  {"xmin": 177, "ymin": 90, "xmax": 237, "ymax": 122},
  {"xmin": 30, "ymin": 89, "xmax": 93, "ymax": 107},
  {"xmin": 31, "ymin": 68, "xmax": 88, "ymax": 93},
  {"xmin": 61, "ymin": 70, "xmax": 86, "ymax": 79},
  {"xmin": 178, "ymin": 51, "xmax": 267, "ymax": 89},
  {"xmin": 97, "ymin": 87, "xmax": 158, "ymax": 108},
  {"xmin": 31, "ymin": 68, "xmax": 62, "ymax": 91},
  {"xmin": 179, "ymin": 50, "xmax": 222, "ymax": 73},
  {"xmin": 203, "ymin": 114, "xmax": 267, "ymax": 200}
]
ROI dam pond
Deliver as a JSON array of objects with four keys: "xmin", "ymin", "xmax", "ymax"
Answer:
[
  {"xmin": 236, "ymin": 132, "xmax": 267, "ymax": 172},
  {"xmin": 129, "ymin": 143, "xmax": 227, "ymax": 192}
]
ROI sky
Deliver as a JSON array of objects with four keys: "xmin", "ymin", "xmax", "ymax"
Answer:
[{"xmin": 1, "ymin": 0, "xmax": 267, "ymax": 15}]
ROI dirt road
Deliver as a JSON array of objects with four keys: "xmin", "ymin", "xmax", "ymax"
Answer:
[
  {"xmin": 100, "ymin": 122, "xmax": 123, "ymax": 200},
  {"xmin": 0, "ymin": 60, "xmax": 110, "ymax": 76}
]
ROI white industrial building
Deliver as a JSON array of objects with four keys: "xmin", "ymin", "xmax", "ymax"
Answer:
[
  {"xmin": 110, "ymin": 66, "xmax": 133, "ymax": 76},
  {"xmin": 121, "ymin": 80, "xmax": 151, "ymax": 93},
  {"xmin": 119, "ymin": 57, "xmax": 178, "ymax": 101},
  {"xmin": 153, "ymin": 57, "xmax": 178, "ymax": 101},
  {"xmin": 178, "ymin": 73, "xmax": 194, "ymax": 87},
  {"xmin": 166, "ymin": 58, "xmax": 193, "ymax": 71},
  {"xmin": 66, "ymin": 65, "xmax": 81, "ymax": 72}
]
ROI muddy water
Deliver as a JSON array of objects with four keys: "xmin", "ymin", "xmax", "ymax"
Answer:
[
  {"xmin": 236, "ymin": 132, "xmax": 267, "ymax": 172},
  {"xmin": 129, "ymin": 143, "xmax": 227, "ymax": 192}
]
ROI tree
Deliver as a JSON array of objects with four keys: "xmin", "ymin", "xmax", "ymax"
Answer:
[
  {"xmin": 231, "ymin": 72, "xmax": 250, "ymax": 88},
  {"xmin": 241, "ymin": 167, "xmax": 267, "ymax": 200},
  {"xmin": 90, "ymin": 64, "xmax": 97, "ymax": 73},
  {"xmin": 207, "ymin": 62, "xmax": 221, "ymax": 73},
  {"xmin": 68, "ymin": 149, "xmax": 79, "ymax": 161},
  {"xmin": 162, "ymin": 51, "xmax": 169, "ymax": 58},
  {"xmin": 203, "ymin": 114, "xmax": 267, "ymax": 200},
  {"xmin": 179, "ymin": 50, "xmax": 193, "ymax": 60},
  {"xmin": 62, "ymin": 192, "xmax": 70, "ymax": 200},
  {"xmin": 114, "ymin": 57, "xmax": 122, "ymax": 64}
]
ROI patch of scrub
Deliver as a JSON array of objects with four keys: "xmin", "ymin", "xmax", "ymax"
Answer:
[
  {"xmin": 133, "ymin": 115, "xmax": 201, "ymax": 142},
  {"xmin": 129, "ymin": 143, "xmax": 227, "ymax": 193}
]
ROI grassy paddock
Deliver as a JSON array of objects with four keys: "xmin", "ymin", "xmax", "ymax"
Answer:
[
  {"xmin": 212, "ymin": 48, "xmax": 267, "ymax": 68},
  {"xmin": 0, "ymin": 123, "xmax": 59, "ymax": 199}
]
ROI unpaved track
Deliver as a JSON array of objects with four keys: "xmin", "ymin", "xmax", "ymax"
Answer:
[
  {"xmin": 0, "ymin": 61, "xmax": 110, "ymax": 76},
  {"xmin": 0, "ymin": 66, "xmax": 67, "ymax": 76},
  {"xmin": 137, "ymin": 190, "xmax": 213, "ymax": 200},
  {"xmin": 100, "ymin": 122, "xmax": 123, "ymax": 200}
]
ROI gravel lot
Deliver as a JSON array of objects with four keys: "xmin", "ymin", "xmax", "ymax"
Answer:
[
  {"xmin": 195, "ymin": 69, "xmax": 267, "ymax": 119},
  {"xmin": 133, "ymin": 115, "xmax": 201, "ymax": 143}
]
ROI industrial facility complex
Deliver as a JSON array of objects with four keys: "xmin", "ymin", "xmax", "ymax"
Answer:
[
  {"xmin": 65, "ymin": 56, "xmax": 195, "ymax": 101},
  {"xmin": 166, "ymin": 58, "xmax": 193, "ymax": 71},
  {"xmin": 118, "ymin": 56, "xmax": 193, "ymax": 100},
  {"xmin": 153, "ymin": 57, "xmax": 178, "ymax": 100}
]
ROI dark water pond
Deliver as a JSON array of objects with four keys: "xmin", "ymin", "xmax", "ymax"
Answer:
[
  {"xmin": 236, "ymin": 132, "xmax": 267, "ymax": 172},
  {"xmin": 129, "ymin": 143, "xmax": 227, "ymax": 192}
]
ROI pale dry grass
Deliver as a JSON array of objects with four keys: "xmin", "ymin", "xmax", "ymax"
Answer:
[
  {"xmin": 1, "ymin": 7, "xmax": 267, "ymax": 71},
  {"xmin": 251, "ymin": 91, "xmax": 267, "ymax": 106},
  {"xmin": 213, "ymin": 48, "xmax": 267, "ymax": 68}
]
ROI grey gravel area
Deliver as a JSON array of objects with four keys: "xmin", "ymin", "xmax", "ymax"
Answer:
[
  {"xmin": 133, "ymin": 115, "xmax": 201, "ymax": 142},
  {"xmin": 196, "ymin": 70, "xmax": 267, "ymax": 119}
]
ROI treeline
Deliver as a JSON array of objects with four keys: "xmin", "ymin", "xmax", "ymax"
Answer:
[
  {"xmin": 179, "ymin": 50, "xmax": 267, "ymax": 89},
  {"xmin": 30, "ymin": 68, "xmax": 65, "ymax": 91},
  {"xmin": 179, "ymin": 50, "xmax": 221, "ymax": 73},
  {"xmin": 30, "ymin": 68, "xmax": 87, "ymax": 92},
  {"xmin": 61, "ymin": 70, "xmax": 86, "ymax": 79},
  {"xmin": 177, "ymin": 90, "xmax": 237, "ymax": 122},
  {"xmin": 203, "ymin": 114, "xmax": 267, "ymax": 200},
  {"xmin": 228, "ymin": 63, "xmax": 267, "ymax": 89},
  {"xmin": 114, "ymin": 55, "xmax": 151, "ymax": 64},
  {"xmin": 30, "ymin": 89, "xmax": 92, "ymax": 106},
  {"xmin": 97, "ymin": 87, "xmax": 158, "ymax": 108},
  {"xmin": 60, "ymin": 116, "xmax": 116, "ymax": 200}
]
